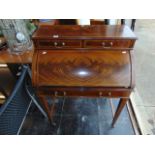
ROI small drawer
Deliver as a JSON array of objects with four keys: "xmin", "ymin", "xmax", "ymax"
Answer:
[
  {"xmin": 59, "ymin": 40, "xmax": 82, "ymax": 48},
  {"xmin": 37, "ymin": 40, "xmax": 81, "ymax": 49},
  {"xmin": 84, "ymin": 40, "xmax": 132, "ymax": 49},
  {"xmin": 37, "ymin": 88, "xmax": 131, "ymax": 98}
]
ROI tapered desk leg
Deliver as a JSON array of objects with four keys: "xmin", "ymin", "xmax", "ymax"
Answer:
[
  {"xmin": 112, "ymin": 98, "xmax": 129, "ymax": 127},
  {"xmin": 39, "ymin": 96, "xmax": 52, "ymax": 122}
]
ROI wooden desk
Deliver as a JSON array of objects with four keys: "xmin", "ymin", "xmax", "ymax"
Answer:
[
  {"xmin": 32, "ymin": 25, "xmax": 137, "ymax": 127},
  {"xmin": 0, "ymin": 48, "xmax": 33, "ymax": 80},
  {"xmin": 0, "ymin": 48, "xmax": 33, "ymax": 64}
]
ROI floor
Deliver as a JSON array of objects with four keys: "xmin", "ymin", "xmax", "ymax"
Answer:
[
  {"xmin": 133, "ymin": 19, "xmax": 155, "ymax": 134},
  {"xmin": 20, "ymin": 98, "xmax": 135, "ymax": 135}
]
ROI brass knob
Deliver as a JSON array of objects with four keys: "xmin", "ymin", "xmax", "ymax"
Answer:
[
  {"xmin": 102, "ymin": 42, "xmax": 105, "ymax": 46},
  {"xmin": 55, "ymin": 91, "xmax": 58, "ymax": 96},
  {"xmin": 110, "ymin": 42, "xmax": 113, "ymax": 46},
  {"xmin": 62, "ymin": 42, "xmax": 65, "ymax": 46},
  {"xmin": 54, "ymin": 42, "xmax": 58, "ymax": 46},
  {"xmin": 122, "ymin": 51, "xmax": 127, "ymax": 54},
  {"xmin": 99, "ymin": 92, "xmax": 102, "ymax": 96},
  {"xmin": 42, "ymin": 51, "xmax": 47, "ymax": 55}
]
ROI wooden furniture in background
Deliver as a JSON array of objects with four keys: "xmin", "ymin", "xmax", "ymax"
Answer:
[
  {"xmin": 90, "ymin": 19, "xmax": 109, "ymax": 25},
  {"xmin": 131, "ymin": 19, "xmax": 136, "ymax": 30},
  {"xmin": 0, "ymin": 48, "xmax": 33, "ymax": 64},
  {"xmin": 32, "ymin": 25, "xmax": 137, "ymax": 126}
]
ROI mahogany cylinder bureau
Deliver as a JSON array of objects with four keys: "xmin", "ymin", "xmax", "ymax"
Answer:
[{"xmin": 32, "ymin": 25, "xmax": 137, "ymax": 126}]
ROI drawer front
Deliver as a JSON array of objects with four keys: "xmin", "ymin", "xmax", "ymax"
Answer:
[
  {"xmin": 37, "ymin": 40, "xmax": 81, "ymax": 49},
  {"xmin": 84, "ymin": 40, "xmax": 132, "ymax": 49},
  {"xmin": 37, "ymin": 88, "xmax": 131, "ymax": 98}
]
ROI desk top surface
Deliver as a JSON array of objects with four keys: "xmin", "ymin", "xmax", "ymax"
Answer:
[
  {"xmin": 0, "ymin": 48, "xmax": 33, "ymax": 64},
  {"xmin": 33, "ymin": 25, "xmax": 137, "ymax": 39}
]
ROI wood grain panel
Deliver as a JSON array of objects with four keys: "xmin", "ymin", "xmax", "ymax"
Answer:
[
  {"xmin": 33, "ymin": 50, "xmax": 131, "ymax": 88},
  {"xmin": 0, "ymin": 48, "xmax": 33, "ymax": 64}
]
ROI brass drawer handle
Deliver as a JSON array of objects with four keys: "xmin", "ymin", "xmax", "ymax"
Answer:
[
  {"xmin": 102, "ymin": 42, "xmax": 113, "ymax": 48},
  {"xmin": 55, "ymin": 91, "xmax": 58, "ymax": 96},
  {"xmin": 102, "ymin": 42, "xmax": 105, "ymax": 46},
  {"xmin": 54, "ymin": 42, "xmax": 58, "ymax": 46},
  {"xmin": 63, "ymin": 91, "xmax": 66, "ymax": 96},
  {"xmin": 101, "ymin": 41, "xmax": 113, "ymax": 48},
  {"xmin": 53, "ymin": 34, "xmax": 59, "ymax": 38},
  {"xmin": 62, "ymin": 42, "xmax": 66, "ymax": 46},
  {"xmin": 99, "ymin": 92, "xmax": 102, "ymax": 96},
  {"xmin": 108, "ymin": 92, "xmax": 111, "ymax": 96},
  {"xmin": 110, "ymin": 42, "xmax": 113, "ymax": 46}
]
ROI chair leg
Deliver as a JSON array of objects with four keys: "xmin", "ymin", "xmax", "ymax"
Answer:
[{"xmin": 112, "ymin": 98, "xmax": 129, "ymax": 127}]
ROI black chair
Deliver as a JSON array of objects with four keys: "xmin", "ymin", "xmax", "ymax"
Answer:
[{"xmin": 0, "ymin": 65, "xmax": 47, "ymax": 135}]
